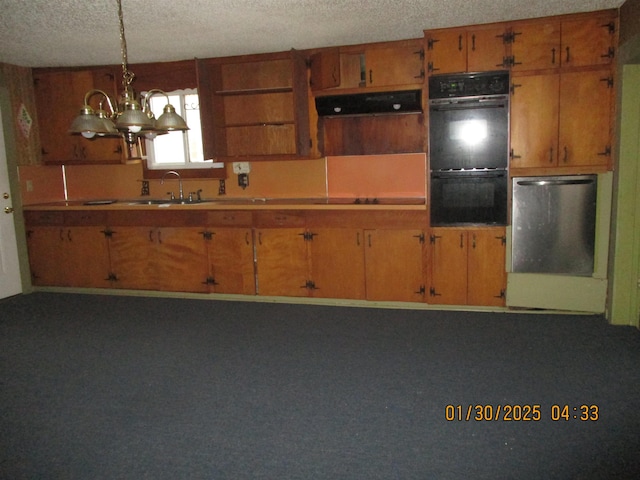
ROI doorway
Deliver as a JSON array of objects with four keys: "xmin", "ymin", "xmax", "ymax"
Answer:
[{"xmin": 0, "ymin": 102, "xmax": 22, "ymax": 299}]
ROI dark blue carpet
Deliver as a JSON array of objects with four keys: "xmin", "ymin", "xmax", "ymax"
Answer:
[{"xmin": 1, "ymin": 293, "xmax": 639, "ymax": 479}]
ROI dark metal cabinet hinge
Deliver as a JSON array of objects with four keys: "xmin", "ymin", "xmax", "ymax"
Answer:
[
  {"xmin": 600, "ymin": 76, "xmax": 614, "ymax": 88},
  {"xmin": 300, "ymin": 231, "xmax": 318, "ymax": 241},
  {"xmin": 301, "ymin": 280, "xmax": 318, "ymax": 290},
  {"xmin": 413, "ymin": 232, "xmax": 426, "ymax": 244},
  {"xmin": 200, "ymin": 230, "xmax": 214, "ymax": 240},
  {"xmin": 429, "ymin": 286, "xmax": 441, "ymax": 297}
]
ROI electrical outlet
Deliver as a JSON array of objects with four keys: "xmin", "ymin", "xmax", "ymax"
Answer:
[
  {"xmin": 238, "ymin": 173, "xmax": 249, "ymax": 189},
  {"xmin": 232, "ymin": 162, "xmax": 251, "ymax": 174},
  {"xmin": 26, "ymin": 180, "xmax": 33, "ymax": 192}
]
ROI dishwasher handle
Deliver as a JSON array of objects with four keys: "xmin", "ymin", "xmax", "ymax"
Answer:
[{"xmin": 516, "ymin": 178, "xmax": 595, "ymax": 186}]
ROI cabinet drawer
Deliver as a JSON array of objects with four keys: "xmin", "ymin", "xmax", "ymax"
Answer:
[
  {"xmin": 253, "ymin": 211, "xmax": 306, "ymax": 228},
  {"xmin": 24, "ymin": 210, "xmax": 64, "ymax": 226},
  {"xmin": 207, "ymin": 210, "xmax": 253, "ymax": 227},
  {"xmin": 64, "ymin": 210, "xmax": 108, "ymax": 226}
]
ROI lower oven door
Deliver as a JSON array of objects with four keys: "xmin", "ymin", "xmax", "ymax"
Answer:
[{"xmin": 430, "ymin": 170, "xmax": 508, "ymax": 226}]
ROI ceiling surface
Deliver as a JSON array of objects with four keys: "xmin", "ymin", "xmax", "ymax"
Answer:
[{"xmin": 0, "ymin": 0, "xmax": 625, "ymax": 68}]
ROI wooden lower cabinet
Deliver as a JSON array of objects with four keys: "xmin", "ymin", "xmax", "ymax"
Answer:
[
  {"xmin": 205, "ymin": 228, "xmax": 256, "ymax": 295},
  {"xmin": 308, "ymin": 228, "xmax": 425, "ymax": 302},
  {"xmin": 308, "ymin": 228, "xmax": 366, "ymax": 300},
  {"xmin": 363, "ymin": 229, "xmax": 426, "ymax": 302},
  {"xmin": 108, "ymin": 226, "xmax": 210, "ymax": 292},
  {"xmin": 255, "ymin": 227, "xmax": 426, "ymax": 302},
  {"xmin": 429, "ymin": 227, "xmax": 506, "ymax": 306},
  {"xmin": 27, "ymin": 226, "xmax": 111, "ymax": 288},
  {"xmin": 254, "ymin": 228, "xmax": 309, "ymax": 297}
]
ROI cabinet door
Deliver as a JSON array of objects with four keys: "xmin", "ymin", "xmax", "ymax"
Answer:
[
  {"xmin": 208, "ymin": 228, "xmax": 255, "ymax": 295},
  {"xmin": 309, "ymin": 49, "xmax": 341, "ymax": 91},
  {"xmin": 26, "ymin": 226, "xmax": 110, "ymax": 287},
  {"xmin": 255, "ymin": 228, "xmax": 309, "ymax": 297},
  {"xmin": 365, "ymin": 46, "xmax": 424, "ymax": 87},
  {"xmin": 467, "ymin": 229, "xmax": 506, "ymax": 306},
  {"xmin": 33, "ymin": 69, "xmax": 122, "ymax": 164},
  {"xmin": 108, "ymin": 227, "xmax": 155, "ymax": 290},
  {"xmin": 309, "ymin": 228, "xmax": 366, "ymax": 300},
  {"xmin": 429, "ymin": 229, "xmax": 468, "ymax": 305},
  {"xmin": 559, "ymin": 70, "xmax": 613, "ymax": 167},
  {"xmin": 426, "ymin": 29, "xmax": 467, "ymax": 74},
  {"xmin": 79, "ymin": 68, "xmax": 123, "ymax": 163},
  {"xmin": 64, "ymin": 227, "xmax": 111, "ymax": 288},
  {"xmin": 510, "ymin": 73, "xmax": 559, "ymax": 168},
  {"xmin": 154, "ymin": 228, "xmax": 209, "ymax": 293},
  {"xmin": 510, "ymin": 21, "xmax": 561, "ymax": 71},
  {"xmin": 364, "ymin": 230, "xmax": 425, "ymax": 302},
  {"xmin": 27, "ymin": 227, "xmax": 66, "ymax": 286},
  {"xmin": 34, "ymin": 71, "xmax": 86, "ymax": 163},
  {"xmin": 466, "ymin": 26, "xmax": 509, "ymax": 73},
  {"xmin": 561, "ymin": 15, "xmax": 616, "ymax": 68}
]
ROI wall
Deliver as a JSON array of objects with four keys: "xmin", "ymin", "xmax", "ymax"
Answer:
[
  {"xmin": 0, "ymin": 64, "xmax": 40, "ymax": 167},
  {"xmin": 607, "ymin": 0, "xmax": 640, "ymax": 325}
]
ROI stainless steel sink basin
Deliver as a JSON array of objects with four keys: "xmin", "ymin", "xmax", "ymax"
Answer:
[{"xmin": 127, "ymin": 199, "xmax": 214, "ymax": 205}]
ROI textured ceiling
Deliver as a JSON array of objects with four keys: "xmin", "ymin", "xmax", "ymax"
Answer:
[{"xmin": 0, "ymin": 0, "xmax": 625, "ymax": 68}]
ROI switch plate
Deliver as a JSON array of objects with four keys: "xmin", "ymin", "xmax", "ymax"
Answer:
[{"xmin": 232, "ymin": 162, "xmax": 251, "ymax": 174}]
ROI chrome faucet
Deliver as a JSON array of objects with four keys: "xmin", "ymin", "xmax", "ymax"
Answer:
[{"xmin": 161, "ymin": 170, "xmax": 183, "ymax": 200}]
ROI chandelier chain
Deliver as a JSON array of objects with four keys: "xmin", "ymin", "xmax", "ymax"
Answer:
[{"xmin": 117, "ymin": 0, "xmax": 135, "ymax": 88}]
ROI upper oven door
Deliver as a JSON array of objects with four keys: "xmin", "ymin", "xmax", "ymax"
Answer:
[{"xmin": 429, "ymin": 95, "xmax": 509, "ymax": 171}]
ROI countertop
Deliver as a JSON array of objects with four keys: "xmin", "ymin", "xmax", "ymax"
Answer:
[{"xmin": 23, "ymin": 197, "xmax": 428, "ymax": 211}]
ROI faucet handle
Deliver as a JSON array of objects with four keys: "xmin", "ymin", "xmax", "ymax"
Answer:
[{"xmin": 167, "ymin": 191, "xmax": 175, "ymax": 200}]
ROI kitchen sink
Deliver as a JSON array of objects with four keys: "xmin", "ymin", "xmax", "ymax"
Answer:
[{"xmin": 127, "ymin": 198, "xmax": 216, "ymax": 205}]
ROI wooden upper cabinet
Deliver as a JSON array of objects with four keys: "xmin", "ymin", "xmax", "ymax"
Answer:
[
  {"xmin": 426, "ymin": 26, "xmax": 507, "ymax": 74},
  {"xmin": 198, "ymin": 50, "xmax": 311, "ymax": 160},
  {"xmin": 510, "ymin": 73, "xmax": 560, "ymax": 168},
  {"xmin": 309, "ymin": 48, "xmax": 341, "ymax": 91},
  {"xmin": 426, "ymin": 28, "xmax": 467, "ymax": 74},
  {"xmin": 425, "ymin": 10, "xmax": 617, "ymax": 75},
  {"xmin": 364, "ymin": 45, "xmax": 425, "ymax": 87},
  {"xmin": 558, "ymin": 69, "xmax": 613, "ymax": 168},
  {"xmin": 310, "ymin": 40, "xmax": 425, "ymax": 92},
  {"xmin": 560, "ymin": 13, "xmax": 617, "ymax": 68},
  {"xmin": 510, "ymin": 21, "xmax": 562, "ymax": 71},
  {"xmin": 466, "ymin": 25, "xmax": 511, "ymax": 72},
  {"xmin": 511, "ymin": 69, "xmax": 613, "ymax": 170},
  {"xmin": 33, "ymin": 67, "xmax": 124, "ymax": 164}
]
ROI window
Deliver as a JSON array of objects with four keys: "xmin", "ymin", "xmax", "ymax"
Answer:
[{"xmin": 144, "ymin": 88, "xmax": 206, "ymax": 169}]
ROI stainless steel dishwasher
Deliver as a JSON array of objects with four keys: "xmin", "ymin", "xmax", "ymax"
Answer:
[{"xmin": 512, "ymin": 175, "xmax": 597, "ymax": 276}]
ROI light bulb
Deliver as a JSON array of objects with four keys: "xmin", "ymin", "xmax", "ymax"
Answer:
[
  {"xmin": 128, "ymin": 125, "xmax": 142, "ymax": 133},
  {"xmin": 81, "ymin": 131, "xmax": 96, "ymax": 139}
]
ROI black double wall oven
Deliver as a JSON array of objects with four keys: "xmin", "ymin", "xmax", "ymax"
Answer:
[{"xmin": 428, "ymin": 71, "xmax": 510, "ymax": 226}]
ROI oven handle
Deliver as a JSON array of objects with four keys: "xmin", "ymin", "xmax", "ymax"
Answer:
[
  {"xmin": 431, "ymin": 171, "xmax": 507, "ymax": 179},
  {"xmin": 430, "ymin": 102, "xmax": 507, "ymax": 112}
]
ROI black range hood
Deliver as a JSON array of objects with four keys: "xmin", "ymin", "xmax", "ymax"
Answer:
[{"xmin": 315, "ymin": 90, "xmax": 422, "ymax": 117}]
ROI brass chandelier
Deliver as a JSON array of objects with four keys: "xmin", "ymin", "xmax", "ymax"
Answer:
[{"xmin": 69, "ymin": 0, "xmax": 188, "ymax": 145}]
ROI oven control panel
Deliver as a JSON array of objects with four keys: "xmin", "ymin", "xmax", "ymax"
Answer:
[{"xmin": 428, "ymin": 71, "xmax": 510, "ymax": 99}]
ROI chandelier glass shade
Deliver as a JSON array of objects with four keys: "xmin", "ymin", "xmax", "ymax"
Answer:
[{"xmin": 69, "ymin": 0, "xmax": 188, "ymax": 145}]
